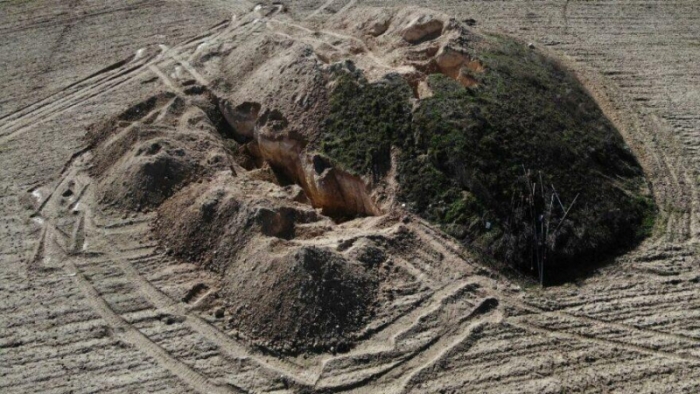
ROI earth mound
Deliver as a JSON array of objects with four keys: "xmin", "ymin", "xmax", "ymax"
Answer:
[
  {"xmin": 155, "ymin": 173, "xmax": 381, "ymax": 353},
  {"xmin": 94, "ymin": 137, "xmax": 202, "ymax": 210},
  {"xmin": 314, "ymin": 8, "xmax": 656, "ymax": 282},
  {"xmin": 85, "ymin": 4, "xmax": 657, "ymax": 354},
  {"xmin": 86, "ymin": 90, "xmax": 235, "ymax": 211},
  {"xmin": 225, "ymin": 245, "xmax": 378, "ymax": 353},
  {"xmin": 154, "ymin": 172, "xmax": 330, "ymax": 270}
]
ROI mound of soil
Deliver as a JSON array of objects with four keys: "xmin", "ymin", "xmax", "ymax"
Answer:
[
  {"xmin": 86, "ymin": 89, "xmax": 236, "ymax": 211},
  {"xmin": 155, "ymin": 176, "xmax": 325, "ymax": 267},
  {"xmin": 317, "ymin": 13, "xmax": 656, "ymax": 282},
  {"xmin": 155, "ymin": 176, "xmax": 379, "ymax": 353},
  {"xmin": 225, "ymin": 245, "xmax": 378, "ymax": 354},
  {"xmin": 96, "ymin": 138, "xmax": 202, "ymax": 210}
]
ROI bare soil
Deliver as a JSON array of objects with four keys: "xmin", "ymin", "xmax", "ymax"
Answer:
[{"xmin": 1, "ymin": 1, "xmax": 699, "ymax": 394}]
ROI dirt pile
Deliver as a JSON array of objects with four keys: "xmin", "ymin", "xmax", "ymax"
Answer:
[
  {"xmin": 83, "ymin": 4, "xmax": 655, "ymax": 354},
  {"xmin": 86, "ymin": 90, "xmax": 235, "ymax": 211},
  {"xmin": 154, "ymin": 172, "xmax": 329, "ymax": 270},
  {"xmin": 153, "ymin": 171, "xmax": 386, "ymax": 353},
  {"xmin": 225, "ymin": 245, "xmax": 378, "ymax": 353}
]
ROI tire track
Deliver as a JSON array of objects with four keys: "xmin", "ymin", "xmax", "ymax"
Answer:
[
  {"xmin": 62, "ymin": 255, "xmax": 238, "ymax": 394},
  {"xmin": 363, "ymin": 299, "xmax": 501, "ymax": 394},
  {"xmin": 336, "ymin": 0, "xmax": 358, "ymax": 17},
  {"xmin": 504, "ymin": 298, "xmax": 700, "ymax": 363},
  {"xmin": 27, "ymin": 223, "xmax": 48, "ymax": 272},
  {"xmin": 306, "ymin": 0, "xmax": 338, "ymax": 20},
  {"xmin": 315, "ymin": 280, "xmax": 481, "ymax": 389},
  {"xmin": 86, "ymin": 208, "xmax": 320, "ymax": 388},
  {"xmin": 2, "ymin": 12, "xmax": 234, "ymax": 128},
  {"xmin": 0, "ymin": 54, "xmax": 134, "ymax": 124},
  {"xmin": 0, "ymin": 53, "xmax": 155, "ymax": 140},
  {"xmin": 148, "ymin": 64, "xmax": 185, "ymax": 96},
  {"xmin": 169, "ymin": 52, "xmax": 209, "ymax": 86},
  {"xmin": 507, "ymin": 319, "xmax": 700, "ymax": 365},
  {"xmin": 57, "ymin": 203, "xmax": 235, "ymax": 393},
  {"xmin": 0, "ymin": 16, "xmax": 237, "ymax": 146}
]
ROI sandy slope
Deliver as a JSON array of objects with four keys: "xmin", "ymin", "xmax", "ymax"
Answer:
[{"xmin": 1, "ymin": 1, "xmax": 699, "ymax": 393}]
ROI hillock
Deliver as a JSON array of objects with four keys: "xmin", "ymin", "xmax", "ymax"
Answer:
[{"xmin": 322, "ymin": 35, "xmax": 655, "ymax": 283}]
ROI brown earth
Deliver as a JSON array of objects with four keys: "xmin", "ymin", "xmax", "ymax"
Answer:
[{"xmin": 1, "ymin": 1, "xmax": 699, "ymax": 394}]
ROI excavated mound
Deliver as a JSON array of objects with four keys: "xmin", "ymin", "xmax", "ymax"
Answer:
[
  {"xmin": 86, "ymin": 90, "xmax": 235, "ymax": 211},
  {"xmin": 225, "ymin": 245, "xmax": 378, "ymax": 353},
  {"xmin": 155, "ymin": 174, "xmax": 380, "ymax": 353},
  {"xmin": 87, "ymin": 84, "xmax": 384, "ymax": 353},
  {"xmin": 85, "ymin": 4, "xmax": 657, "ymax": 355}
]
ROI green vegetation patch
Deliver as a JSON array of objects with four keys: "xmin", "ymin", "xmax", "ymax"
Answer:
[
  {"xmin": 322, "ymin": 71, "xmax": 413, "ymax": 180},
  {"xmin": 321, "ymin": 37, "xmax": 655, "ymax": 283}
]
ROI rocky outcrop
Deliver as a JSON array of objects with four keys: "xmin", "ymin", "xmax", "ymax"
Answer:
[
  {"xmin": 434, "ymin": 45, "xmax": 484, "ymax": 87},
  {"xmin": 401, "ymin": 15, "xmax": 445, "ymax": 44}
]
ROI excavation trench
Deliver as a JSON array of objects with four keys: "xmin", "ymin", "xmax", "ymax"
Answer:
[{"xmin": 219, "ymin": 101, "xmax": 381, "ymax": 221}]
